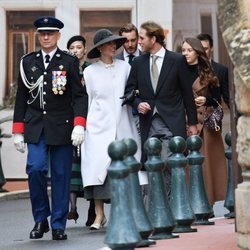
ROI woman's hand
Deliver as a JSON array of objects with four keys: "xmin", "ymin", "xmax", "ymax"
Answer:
[{"xmin": 195, "ymin": 96, "xmax": 206, "ymax": 107}]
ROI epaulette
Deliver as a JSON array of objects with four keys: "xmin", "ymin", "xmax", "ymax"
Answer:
[
  {"xmin": 62, "ymin": 50, "xmax": 77, "ymax": 58},
  {"xmin": 21, "ymin": 51, "xmax": 35, "ymax": 60}
]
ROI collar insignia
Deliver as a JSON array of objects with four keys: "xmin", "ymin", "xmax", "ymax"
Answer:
[{"xmin": 31, "ymin": 66, "xmax": 37, "ymax": 72}]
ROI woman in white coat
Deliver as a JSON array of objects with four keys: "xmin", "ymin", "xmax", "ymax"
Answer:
[{"xmin": 81, "ymin": 29, "xmax": 141, "ymax": 230}]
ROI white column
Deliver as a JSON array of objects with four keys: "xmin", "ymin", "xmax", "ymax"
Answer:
[
  {"xmin": 136, "ymin": 0, "xmax": 173, "ymax": 50},
  {"xmin": 0, "ymin": 7, "xmax": 6, "ymax": 105},
  {"xmin": 56, "ymin": 0, "xmax": 80, "ymax": 50}
]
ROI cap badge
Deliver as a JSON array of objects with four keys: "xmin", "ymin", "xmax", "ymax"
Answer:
[
  {"xmin": 43, "ymin": 18, "xmax": 48, "ymax": 23},
  {"xmin": 59, "ymin": 65, "xmax": 64, "ymax": 70}
]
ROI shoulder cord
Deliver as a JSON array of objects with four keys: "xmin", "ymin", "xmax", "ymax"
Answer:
[{"xmin": 20, "ymin": 59, "xmax": 44, "ymax": 109}]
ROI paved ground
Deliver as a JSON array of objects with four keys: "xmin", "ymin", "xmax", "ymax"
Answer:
[
  {"xmin": 0, "ymin": 109, "xmax": 238, "ymax": 249},
  {"xmin": 0, "ymin": 180, "xmax": 237, "ymax": 250}
]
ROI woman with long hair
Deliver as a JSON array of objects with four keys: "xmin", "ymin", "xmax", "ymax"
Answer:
[{"xmin": 182, "ymin": 37, "xmax": 227, "ymax": 207}]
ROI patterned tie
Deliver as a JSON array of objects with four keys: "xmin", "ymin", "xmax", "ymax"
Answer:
[
  {"xmin": 128, "ymin": 54, "xmax": 135, "ymax": 66},
  {"xmin": 45, "ymin": 54, "xmax": 50, "ymax": 63},
  {"xmin": 151, "ymin": 55, "xmax": 159, "ymax": 92}
]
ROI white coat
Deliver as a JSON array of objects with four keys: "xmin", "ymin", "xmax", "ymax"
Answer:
[{"xmin": 81, "ymin": 59, "xmax": 142, "ymax": 187}]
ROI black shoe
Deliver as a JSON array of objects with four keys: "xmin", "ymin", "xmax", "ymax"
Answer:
[
  {"xmin": 52, "ymin": 229, "xmax": 67, "ymax": 240},
  {"xmin": 85, "ymin": 200, "xmax": 96, "ymax": 226},
  {"xmin": 30, "ymin": 219, "xmax": 49, "ymax": 239},
  {"xmin": 68, "ymin": 210, "xmax": 79, "ymax": 223}
]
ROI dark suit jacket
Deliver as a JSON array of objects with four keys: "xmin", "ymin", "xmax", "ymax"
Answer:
[
  {"xmin": 13, "ymin": 48, "xmax": 88, "ymax": 145},
  {"xmin": 125, "ymin": 49, "xmax": 198, "ymax": 153},
  {"xmin": 115, "ymin": 50, "xmax": 142, "ymax": 61},
  {"xmin": 211, "ymin": 60, "xmax": 230, "ymax": 108}
]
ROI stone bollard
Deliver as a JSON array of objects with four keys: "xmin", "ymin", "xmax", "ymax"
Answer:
[
  {"xmin": 224, "ymin": 131, "xmax": 235, "ymax": 218},
  {"xmin": 144, "ymin": 137, "xmax": 178, "ymax": 240},
  {"xmin": 186, "ymin": 135, "xmax": 214, "ymax": 225},
  {"xmin": 123, "ymin": 138, "xmax": 155, "ymax": 247},
  {"xmin": 105, "ymin": 140, "xmax": 141, "ymax": 250},
  {"xmin": 168, "ymin": 136, "xmax": 197, "ymax": 233}
]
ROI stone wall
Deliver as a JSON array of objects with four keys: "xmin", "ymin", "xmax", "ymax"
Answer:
[{"xmin": 218, "ymin": 0, "xmax": 250, "ymax": 249}]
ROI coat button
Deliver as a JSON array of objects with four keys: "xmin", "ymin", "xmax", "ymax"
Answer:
[
  {"xmin": 43, "ymin": 111, "xmax": 47, "ymax": 114},
  {"xmin": 44, "ymin": 72, "xmax": 47, "ymax": 75},
  {"xmin": 43, "ymin": 91, "xmax": 46, "ymax": 95},
  {"xmin": 44, "ymin": 82, "xmax": 47, "ymax": 85}
]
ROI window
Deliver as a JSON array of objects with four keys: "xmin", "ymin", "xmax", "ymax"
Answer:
[{"xmin": 6, "ymin": 11, "xmax": 54, "ymax": 95}]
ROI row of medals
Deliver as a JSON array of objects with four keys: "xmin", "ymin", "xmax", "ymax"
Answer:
[{"xmin": 52, "ymin": 71, "xmax": 67, "ymax": 95}]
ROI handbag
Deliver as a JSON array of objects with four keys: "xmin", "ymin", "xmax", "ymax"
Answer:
[
  {"xmin": 204, "ymin": 100, "xmax": 224, "ymax": 131},
  {"xmin": 120, "ymin": 89, "xmax": 139, "ymax": 106}
]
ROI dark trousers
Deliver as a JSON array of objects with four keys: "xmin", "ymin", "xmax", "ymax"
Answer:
[
  {"xmin": 148, "ymin": 114, "xmax": 173, "ymax": 196},
  {"xmin": 26, "ymin": 133, "xmax": 72, "ymax": 230}
]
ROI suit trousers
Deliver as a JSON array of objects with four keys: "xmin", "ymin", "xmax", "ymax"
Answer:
[
  {"xmin": 26, "ymin": 133, "xmax": 73, "ymax": 230},
  {"xmin": 148, "ymin": 114, "xmax": 173, "ymax": 196}
]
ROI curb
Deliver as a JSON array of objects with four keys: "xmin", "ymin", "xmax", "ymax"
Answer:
[
  {"xmin": 0, "ymin": 188, "xmax": 51, "ymax": 201},
  {"xmin": 0, "ymin": 189, "xmax": 30, "ymax": 201}
]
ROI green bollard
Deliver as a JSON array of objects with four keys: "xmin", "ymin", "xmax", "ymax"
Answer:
[
  {"xmin": 123, "ymin": 138, "xmax": 156, "ymax": 247},
  {"xmin": 224, "ymin": 132, "xmax": 235, "ymax": 218},
  {"xmin": 168, "ymin": 136, "xmax": 197, "ymax": 233},
  {"xmin": 105, "ymin": 140, "xmax": 141, "ymax": 250},
  {"xmin": 186, "ymin": 135, "xmax": 214, "ymax": 225},
  {"xmin": 144, "ymin": 137, "xmax": 178, "ymax": 240}
]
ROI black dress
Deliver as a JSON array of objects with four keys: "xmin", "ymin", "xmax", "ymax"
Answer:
[{"xmin": 69, "ymin": 61, "xmax": 90, "ymax": 196}]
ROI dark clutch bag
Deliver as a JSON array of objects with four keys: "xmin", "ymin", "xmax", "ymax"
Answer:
[
  {"xmin": 120, "ymin": 89, "xmax": 139, "ymax": 106},
  {"xmin": 204, "ymin": 100, "xmax": 224, "ymax": 131}
]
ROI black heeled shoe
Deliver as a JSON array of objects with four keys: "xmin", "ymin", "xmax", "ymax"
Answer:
[
  {"xmin": 85, "ymin": 200, "xmax": 96, "ymax": 226},
  {"xmin": 30, "ymin": 219, "xmax": 50, "ymax": 239},
  {"xmin": 68, "ymin": 209, "xmax": 79, "ymax": 223}
]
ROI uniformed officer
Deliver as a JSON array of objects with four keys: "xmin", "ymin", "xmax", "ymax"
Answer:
[{"xmin": 12, "ymin": 16, "xmax": 87, "ymax": 240}]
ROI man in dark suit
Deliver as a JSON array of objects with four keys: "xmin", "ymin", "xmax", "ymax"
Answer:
[
  {"xmin": 124, "ymin": 21, "xmax": 198, "ymax": 194},
  {"xmin": 116, "ymin": 23, "xmax": 142, "ymax": 134},
  {"xmin": 116, "ymin": 23, "xmax": 141, "ymax": 64},
  {"xmin": 12, "ymin": 16, "xmax": 88, "ymax": 240},
  {"xmin": 197, "ymin": 33, "xmax": 230, "ymax": 108}
]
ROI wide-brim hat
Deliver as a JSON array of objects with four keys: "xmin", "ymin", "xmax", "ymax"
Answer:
[{"xmin": 87, "ymin": 29, "xmax": 127, "ymax": 59}]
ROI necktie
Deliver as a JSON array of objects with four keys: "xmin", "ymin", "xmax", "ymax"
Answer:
[
  {"xmin": 45, "ymin": 54, "xmax": 50, "ymax": 63},
  {"xmin": 128, "ymin": 54, "xmax": 135, "ymax": 66},
  {"xmin": 151, "ymin": 55, "xmax": 159, "ymax": 92}
]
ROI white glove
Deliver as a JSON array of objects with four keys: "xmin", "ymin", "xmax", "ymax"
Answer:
[
  {"xmin": 71, "ymin": 125, "xmax": 85, "ymax": 147},
  {"xmin": 14, "ymin": 133, "xmax": 26, "ymax": 153}
]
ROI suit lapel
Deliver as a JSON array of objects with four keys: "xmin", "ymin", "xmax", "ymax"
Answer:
[{"xmin": 155, "ymin": 50, "xmax": 174, "ymax": 95}]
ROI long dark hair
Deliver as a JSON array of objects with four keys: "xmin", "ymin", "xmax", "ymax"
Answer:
[{"xmin": 183, "ymin": 37, "xmax": 218, "ymax": 87}]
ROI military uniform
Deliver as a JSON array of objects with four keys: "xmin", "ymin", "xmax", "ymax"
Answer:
[
  {"xmin": 12, "ymin": 16, "xmax": 88, "ymax": 240},
  {"xmin": 13, "ymin": 49, "xmax": 87, "ymax": 144}
]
